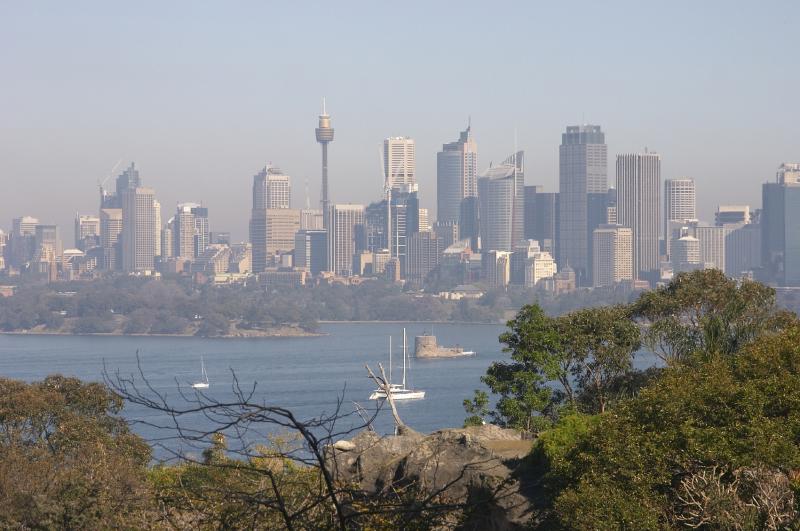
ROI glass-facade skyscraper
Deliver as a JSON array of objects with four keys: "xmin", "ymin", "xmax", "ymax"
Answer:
[{"xmin": 558, "ymin": 125, "xmax": 607, "ymax": 286}]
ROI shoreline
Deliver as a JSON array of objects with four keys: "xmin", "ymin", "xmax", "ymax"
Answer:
[{"xmin": 0, "ymin": 329, "xmax": 326, "ymax": 339}]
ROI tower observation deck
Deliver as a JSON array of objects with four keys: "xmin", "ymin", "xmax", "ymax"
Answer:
[{"xmin": 315, "ymin": 98, "xmax": 334, "ymax": 227}]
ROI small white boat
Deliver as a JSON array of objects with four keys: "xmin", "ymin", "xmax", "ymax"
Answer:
[
  {"xmin": 192, "ymin": 356, "xmax": 210, "ymax": 389},
  {"xmin": 369, "ymin": 328, "xmax": 425, "ymax": 401}
]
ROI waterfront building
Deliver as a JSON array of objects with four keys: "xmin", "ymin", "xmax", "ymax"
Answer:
[
  {"xmin": 437, "ymin": 124, "xmax": 478, "ymax": 225},
  {"xmin": 558, "ymin": 125, "xmax": 607, "ymax": 286},
  {"xmin": 617, "ymin": 152, "xmax": 661, "ymax": 281}
]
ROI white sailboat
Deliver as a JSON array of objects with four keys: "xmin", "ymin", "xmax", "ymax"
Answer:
[
  {"xmin": 369, "ymin": 328, "xmax": 425, "ymax": 401},
  {"xmin": 192, "ymin": 356, "xmax": 210, "ymax": 389}
]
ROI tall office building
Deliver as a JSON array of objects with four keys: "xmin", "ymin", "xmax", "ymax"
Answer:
[
  {"xmin": 406, "ymin": 232, "xmax": 441, "ymax": 284},
  {"xmin": 294, "ymin": 229, "xmax": 327, "ymax": 275},
  {"xmin": 477, "ymin": 151, "xmax": 524, "ymax": 253},
  {"xmin": 617, "ymin": 152, "xmax": 661, "ymax": 281},
  {"xmin": 300, "ymin": 209, "xmax": 324, "ymax": 230},
  {"xmin": 252, "ymin": 165, "xmax": 291, "ymax": 210},
  {"xmin": 725, "ymin": 223, "xmax": 761, "ymax": 278},
  {"xmin": 696, "ymin": 224, "xmax": 727, "ymax": 271},
  {"xmin": 672, "ymin": 234, "xmax": 701, "ymax": 274},
  {"xmin": 34, "ymin": 225, "xmax": 61, "ymax": 262},
  {"xmin": 524, "ymin": 186, "xmax": 558, "ymax": 254},
  {"xmin": 478, "ymin": 164, "xmax": 515, "ymax": 252},
  {"xmin": 558, "ymin": 125, "xmax": 607, "ymax": 286},
  {"xmin": 122, "ymin": 187, "xmax": 158, "ymax": 273},
  {"xmin": 761, "ymin": 163, "xmax": 800, "ymax": 285},
  {"xmin": 153, "ymin": 200, "xmax": 161, "ymax": 258},
  {"xmin": 459, "ymin": 196, "xmax": 480, "ymax": 251},
  {"xmin": 173, "ymin": 203, "xmax": 209, "ymax": 259},
  {"xmin": 664, "ymin": 178, "xmax": 696, "ymax": 257},
  {"xmin": 74, "ymin": 215, "xmax": 100, "ymax": 251},
  {"xmin": 483, "ymin": 250, "xmax": 512, "ymax": 287},
  {"xmin": 437, "ymin": 124, "xmax": 478, "ymax": 224},
  {"xmin": 715, "ymin": 205, "xmax": 751, "ymax": 226},
  {"xmin": 100, "ymin": 208, "xmax": 123, "ymax": 270},
  {"xmin": 315, "ymin": 99, "xmax": 334, "ymax": 225},
  {"xmin": 389, "ymin": 189, "xmax": 419, "ymax": 274},
  {"xmin": 384, "ymin": 137, "xmax": 417, "ymax": 191},
  {"xmin": 327, "ymin": 204, "xmax": 364, "ymax": 276},
  {"xmin": 592, "ymin": 224, "xmax": 633, "ymax": 288}
]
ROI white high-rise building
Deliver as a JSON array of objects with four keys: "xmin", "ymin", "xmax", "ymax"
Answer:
[
  {"xmin": 525, "ymin": 251, "xmax": 557, "ymax": 288},
  {"xmin": 664, "ymin": 178, "xmax": 696, "ymax": 257},
  {"xmin": 672, "ymin": 234, "xmax": 701, "ymax": 273},
  {"xmin": 153, "ymin": 199, "xmax": 161, "ymax": 258},
  {"xmin": 74, "ymin": 214, "xmax": 100, "ymax": 250},
  {"xmin": 478, "ymin": 151, "xmax": 524, "ymax": 253},
  {"xmin": 437, "ymin": 125, "xmax": 478, "ymax": 224},
  {"xmin": 695, "ymin": 224, "xmax": 727, "ymax": 271},
  {"xmin": 418, "ymin": 208, "xmax": 430, "ymax": 232},
  {"xmin": 592, "ymin": 224, "xmax": 633, "ymax": 288},
  {"xmin": 384, "ymin": 137, "xmax": 416, "ymax": 191},
  {"xmin": 122, "ymin": 187, "xmax": 157, "ymax": 273},
  {"xmin": 617, "ymin": 152, "xmax": 661, "ymax": 280},
  {"xmin": 326, "ymin": 204, "xmax": 364, "ymax": 276},
  {"xmin": 252, "ymin": 165, "xmax": 291, "ymax": 210}
]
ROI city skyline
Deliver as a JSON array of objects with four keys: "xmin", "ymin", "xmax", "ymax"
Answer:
[{"xmin": 1, "ymin": 2, "xmax": 798, "ymax": 238}]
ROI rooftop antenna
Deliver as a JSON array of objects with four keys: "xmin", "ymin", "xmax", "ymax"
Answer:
[{"xmin": 322, "ymin": 96, "xmax": 327, "ymax": 115}]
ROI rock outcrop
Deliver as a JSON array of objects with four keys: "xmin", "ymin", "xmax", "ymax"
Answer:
[{"xmin": 327, "ymin": 425, "xmax": 535, "ymax": 530}]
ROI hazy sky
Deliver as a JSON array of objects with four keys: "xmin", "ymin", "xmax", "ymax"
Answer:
[{"xmin": 1, "ymin": 1, "xmax": 798, "ymax": 242}]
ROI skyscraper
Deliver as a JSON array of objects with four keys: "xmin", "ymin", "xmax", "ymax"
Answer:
[
  {"xmin": 294, "ymin": 229, "xmax": 327, "ymax": 275},
  {"xmin": 664, "ymin": 178, "xmax": 696, "ymax": 257},
  {"xmin": 558, "ymin": 125, "xmax": 608, "ymax": 286},
  {"xmin": 761, "ymin": 163, "xmax": 800, "ymax": 285},
  {"xmin": 524, "ymin": 186, "xmax": 558, "ymax": 254},
  {"xmin": 173, "ymin": 203, "xmax": 209, "ymax": 259},
  {"xmin": 384, "ymin": 137, "xmax": 417, "ymax": 192},
  {"xmin": 327, "ymin": 204, "xmax": 364, "ymax": 276},
  {"xmin": 406, "ymin": 231, "xmax": 441, "ymax": 284},
  {"xmin": 315, "ymin": 99, "xmax": 334, "ymax": 225},
  {"xmin": 437, "ymin": 124, "xmax": 478, "ymax": 225},
  {"xmin": 617, "ymin": 152, "xmax": 661, "ymax": 281},
  {"xmin": 478, "ymin": 164, "xmax": 515, "ymax": 252},
  {"xmin": 74, "ymin": 214, "xmax": 100, "ymax": 251},
  {"xmin": 100, "ymin": 208, "xmax": 122, "ymax": 270},
  {"xmin": 592, "ymin": 224, "xmax": 633, "ymax": 288},
  {"xmin": 122, "ymin": 187, "xmax": 158, "ymax": 273},
  {"xmin": 252, "ymin": 165, "xmax": 291, "ymax": 210}
]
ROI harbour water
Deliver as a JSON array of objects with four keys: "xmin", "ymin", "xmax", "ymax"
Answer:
[{"xmin": 0, "ymin": 322, "xmax": 660, "ymax": 457}]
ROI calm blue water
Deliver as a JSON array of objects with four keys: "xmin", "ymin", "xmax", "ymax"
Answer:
[{"xmin": 0, "ymin": 323, "xmax": 660, "ymax": 459}]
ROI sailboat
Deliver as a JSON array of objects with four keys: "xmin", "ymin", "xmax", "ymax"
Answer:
[
  {"xmin": 191, "ymin": 356, "xmax": 210, "ymax": 389},
  {"xmin": 369, "ymin": 328, "xmax": 425, "ymax": 401}
]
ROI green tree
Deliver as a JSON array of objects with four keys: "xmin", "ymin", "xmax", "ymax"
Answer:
[
  {"xmin": 463, "ymin": 390, "xmax": 490, "ymax": 427},
  {"xmin": 0, "ymin": 376, "xmax": 153, "ymax": 528},
  {"xmin": 482, "ymin": 304, "xmax": 565, "ymax": 432},
  {"xmin": 560, "ymin": 306, "xmax": 640, "ymax": 413},
  {"xmin": 633, "ymin": 269, "xmax": 794, "ymax": 364}
]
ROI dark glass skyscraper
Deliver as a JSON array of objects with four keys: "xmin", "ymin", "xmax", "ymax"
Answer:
[{"xmin": 558, "ymin": 125, "xmax": 607, "ymax": 286}]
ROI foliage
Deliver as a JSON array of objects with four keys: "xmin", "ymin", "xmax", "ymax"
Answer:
[
  {"xmin": 0, "ymin": 376, "xmax": 153, "ymax": 529},
  {"xmin": 483, "ymin": 304, "xmax": 564, "ymax": 432},
  {"xmin": 462, "ymin": 389, "xmax": 489, "ymax": 427},
  {"xmin": 546, "ymin": 325, "xmax": 800, "ymax": 528},
  {"xmin": 633, "ymin": 269, "xmax": 794, "ymax": 364}
]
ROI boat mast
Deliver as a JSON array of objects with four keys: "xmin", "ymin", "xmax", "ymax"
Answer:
[
  {"xmin": 402, "ymin": 328, "xmax": 407, "ymax": 388},
  {"xmin": 388, "ymin": 336, "xmax": 392, "ymax": 384}
]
